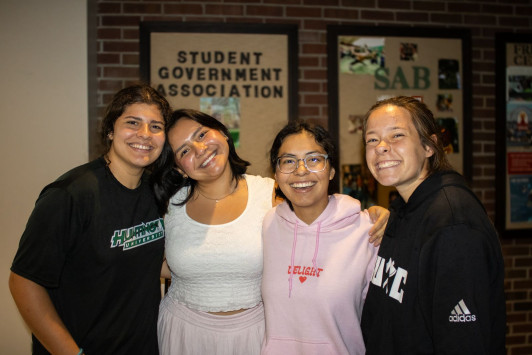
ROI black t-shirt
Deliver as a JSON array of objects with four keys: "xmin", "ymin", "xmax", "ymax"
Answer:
[{"xmin": 11, "ymin": 157, "xmax": 164, "ymax": 355}]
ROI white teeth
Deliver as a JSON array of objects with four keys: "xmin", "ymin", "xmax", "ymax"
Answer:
[
  {"xmin": 377, "ymin": 161, "xmax": 400, "ymax": 169},
  {"xmin": 201, "ymin": 153, "xmax": 215, "ymax": 167},
  {"xmin": 130, "ymin": 143, "xmax": 151, "ymax": 150},
  {"xmin": 290, "ymin": 181, "xmax": 316, "ymax": 188}
]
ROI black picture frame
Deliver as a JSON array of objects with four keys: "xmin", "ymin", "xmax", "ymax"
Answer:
[
  {"xmin": 495, "ymin": 32, "xmax": 532, "ymax": 237},
  {"xmin": 139, "ymin": 21, "xmax": 298, "ymax": 120},
  {"xmin": 327, "ymin": 25, "xmax": 472, "ymax": 205},
  {"xmin": 139, "ymin": 22, "xmax": 298, "ymax": 177}
]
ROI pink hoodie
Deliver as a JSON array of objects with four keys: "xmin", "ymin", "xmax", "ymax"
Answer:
[{"xmin": 261, "ymin": 194, "xmax": 378, "ymax": 355}]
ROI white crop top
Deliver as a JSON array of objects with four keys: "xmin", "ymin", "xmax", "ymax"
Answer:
[{"xmin": 164, "ymin": 174, "xmax": 275, "ymax": 312}]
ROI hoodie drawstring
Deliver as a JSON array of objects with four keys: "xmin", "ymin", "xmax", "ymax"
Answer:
[
  {"xmin": 288, "ymin": 221, "xmax": 322, "ymax": 298},
  {"xmin": 312, "ymin": 222, "xmax": 321, "ymax": 274},
  {"xmin": 288, "ymin": 221, "xmax": 299, "ymax": 298}
]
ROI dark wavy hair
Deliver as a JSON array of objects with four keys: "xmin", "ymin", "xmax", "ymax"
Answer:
[
  {"xmin": 100, "ymin": 83, "xmax": 171, "ymax": 154},
  {"xmin": 269, "ymin": 121, "xmax": 337, "ymax": 210},
  {"xmin": 151, "ymin": 109, "xmax": 250, "ymax": 215},
  {"xmin": 362, "ymin": 96, "xmax": 453, "ymax": 176}
]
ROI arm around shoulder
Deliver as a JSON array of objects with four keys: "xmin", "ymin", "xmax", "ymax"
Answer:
[{"xmin": 367, "ymin": 205, "xmax": 389, "ymax": 246}]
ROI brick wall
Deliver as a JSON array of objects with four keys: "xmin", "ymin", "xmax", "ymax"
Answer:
[{"xmin": 94, "ymin": 1, "xmax": 532, "ymax": 353}]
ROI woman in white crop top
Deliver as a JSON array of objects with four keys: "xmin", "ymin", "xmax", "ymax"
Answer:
[{"xmin": 151, "ymin": 109, "xmax": 389, "ymax": 355}]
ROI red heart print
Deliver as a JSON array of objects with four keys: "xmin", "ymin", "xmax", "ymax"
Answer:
[{"xmin": 299, "ymin": 276, "xmax": 307, "ymax": 283}]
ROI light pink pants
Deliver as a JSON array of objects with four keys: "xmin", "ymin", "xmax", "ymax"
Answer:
[{"xmin": 158, "ymin": 296, "xmax": 265, "ymax": 355}]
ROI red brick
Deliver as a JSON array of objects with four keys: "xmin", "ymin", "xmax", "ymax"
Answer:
[
  {"xmin": 98, "ymin": 3, "xmax": 121, "ymax": 14},
  {"xmin": 123, "ymin": 29, "xmax": 139, "ymax": 40},
  {"xmin": 303, "ymin": 93, "xmax": 327, "ymax": 104},
  {"xmin": 482, "ymin": 73, "xmax": 495, "ymax": 85},
  {"xmin": 103, "ymin": 41, "xmax": 138, "ymax": 53},
  {"xmin": 506, "ymin": 269, "xmax": 528, "ymax": 279},
  {"xmin": 396, "ymin": 11, "xmax": 429, "ymax": 22},
  {"xmin": 302, "ymin": 43, "xmax": 326, "ymax": 55},
  {"xmin": 287, "ymin": 6, "xmax": 322, "ymax": 18},
  {"xmin": 361, "ymin": 10, "xmax": 395, "ymax": 21},
  {"xmin": 103, "ymin": 66, "xmax": 139, "ymax": 78},
  {"xmin": 123, "ymin": 3, "xmax": 161, "ymax": 14},
  {"xmin": 474, "ymin": 132, "xmax": 495, "ymax": 141},
  {"xmin": 264, "ymin": 0, "xmax": 299, "ymax": 4},
  {"xmin": 503, "ymin": 0, "xmax": 531, "ymax": 4},
  {"xmin": 473, "ymin": 62, "xmax": 495, "ymax": 72},
  {"xmin": 226, "ymin": 17, "xmax": 264, "ymax": 24},
  {"xmin": 299, "ymin": 30, "xmax": 322, "ymax": 43},
  {"xmin": 514, "ymin": 238, "xmax": 532, "ymax": 245},
  {"xmin": 473, "ymin": 108, "xmax": 495, "ymax": 117},
  {"xmin": 303, "ymin": 69, "xmax": 327, "ymax": 80},
  {"xmin": 515, "ymin": 280, "xmax": 532, "ymax": 289},
  {"xmin": 299, "ymin": 81, "xmax": 321, "ymax": 91},
  {"xmin": 98, "ymin": 28, "xmax": 121, "ymax": 39},
  {"xmin": 430, "ymin": 13, "xmax": 462, "ymax": 24},
  {"xmin": 482, "ymin": 4, "xmax": 514, "ymax": 14},
  {"xmin": 507, "ymin": 335, "xmax": 527, "ymax": 345},
  {"xmin": 304, "ymin": 0, "xmax": 340, "ymax": 5},
  {"xmin": 515, "ymin": 257, "xmax": 532, "ymax": 267},
  {"xmin": 298, "ymin": 106, "xmax": 320, "ymax": 116},
  {"xmin": 302, "ymin": 19, "xmax": 329, "ymax": 30},
  {"xmin": 512, "ymin": 346, "xmax": 532, "ymax": 355},
  {"xmin": 97, "ymin": 53, "xmax": 120, "ymax": 64},
  {"xmin": 246, "ymin": 5, "xmax": 283, "ymax": 17},
  {"xmin": 515, "ymin": 5, "xmax": 532, "ymax": 15},
  {"xmin": 499, "ymin": 16, "xmax": 531, "ymax": 27},
  {"xmin": 265, "ymin": 18, "xmax": 302, "ymax": 26},
  {"xmin": 448, "ymin": 2, "xmax": 481, "ymax": 13},
  {"xmin": 100, "ymin": 15, "xmax": 140, "ymax": 27},
  {"xmin": 299, "ymin": 56, "xmax": 320, "ymax": 67},
  {"xmin": 98, "ymin": 80, "xmax": 123, "ymax": 92},
  {"xmin": 123, "ymin": 54, "xmax": 139, "ymax": 65},
  {"xmin": 507, "ymin": 291, "xmax": 529, "ymax": 301},
  {"xmin": 224, "ymin": 0, "xmax": 260, "ymax": 3},
  {"xmin": 164, "ymin": 4, "xmax": 203, "ymax": 15},
  {"xmin": 324, "ymin": 9, "xmax": 359, "ymax": 20},
  {"xmin": 464, "ymin": 15, "xmax": 496, "ymax": 25},
  {"xmin": 514, "ymin": 324, "xmax": 532, "ymax": 333},
  {"xmin": 206, "ymin": 5, "xmax": 244, "ymax": 16},
  {"xmin": 507, "ymin": 313, "xmax": 528, "ymax": 323},
  {"xmin": 377, "ymin": 0, "xmax": 411, "ymax": 10},
  {"xmin": 413, "ymin": 1, "xmax": 445, "ymax": 11},
  {"xmin": 341, "ymin": 0, "xmax": 376, "ymax": 8}
]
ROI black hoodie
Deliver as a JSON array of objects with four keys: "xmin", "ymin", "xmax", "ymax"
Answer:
[{"xmin": 361, "ymin": 170, "xmax": 506, "ymax": 355}]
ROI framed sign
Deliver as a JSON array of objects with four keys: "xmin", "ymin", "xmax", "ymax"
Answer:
[
  {"xmin": 495, "ymin": 33, "xmax": 532, "ymax": 236},
  {"xmin": 140, "ymin": 22, "xmax": 298, "ymax": 176},
  {"xmin": 327, "ymin": 25, "xmax": 472, "ymax": 207}
]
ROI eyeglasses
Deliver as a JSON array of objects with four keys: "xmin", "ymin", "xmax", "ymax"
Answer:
[{"xmin": 276, "ymin": 154, "xmax": 329, "ymax": 174}]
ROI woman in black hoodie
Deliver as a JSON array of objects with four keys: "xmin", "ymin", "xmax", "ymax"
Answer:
[{"xmin": 361, "ymin": 96, "xmax": 506, "ymax": 355}]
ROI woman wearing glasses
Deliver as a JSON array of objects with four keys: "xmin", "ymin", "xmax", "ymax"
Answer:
[
  {"xmin": 261, "ymin": 121, "xmax": 379, "ymax": 355},
  {"xmin": 152, "ymin": 110, "xmax": 388, "ymax": 355}
]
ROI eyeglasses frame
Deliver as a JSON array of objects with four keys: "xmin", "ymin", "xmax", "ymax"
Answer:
[{"xmin": 276, "ymin": 153, "xmax": 329, "ymax": 174}]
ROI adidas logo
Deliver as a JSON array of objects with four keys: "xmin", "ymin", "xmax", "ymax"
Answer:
[{"xmin": 449, "ymin": 299, "xmax": 477, "ymax": 323}]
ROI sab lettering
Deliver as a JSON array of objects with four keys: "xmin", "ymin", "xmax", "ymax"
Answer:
[{"xmin": 374, "ymin": 66, "xmax": 431, "ymax": 90}]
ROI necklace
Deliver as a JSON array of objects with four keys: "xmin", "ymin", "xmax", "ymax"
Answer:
[{"xmin": 197, "ymin": 181, "xmax": 239, "ymax": 203}]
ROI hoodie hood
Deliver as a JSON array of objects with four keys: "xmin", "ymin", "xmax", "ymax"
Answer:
[
  {"xmin": 275, "ymin": 194, "xmax": 363, "ymax": 297},
  {"xmin": 275, "ymin": 194, "xmax": 363, "ymax": 231},
  {"xmin": 391, "ymin": 170, "xmax": 482, "ymax": 216}
]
